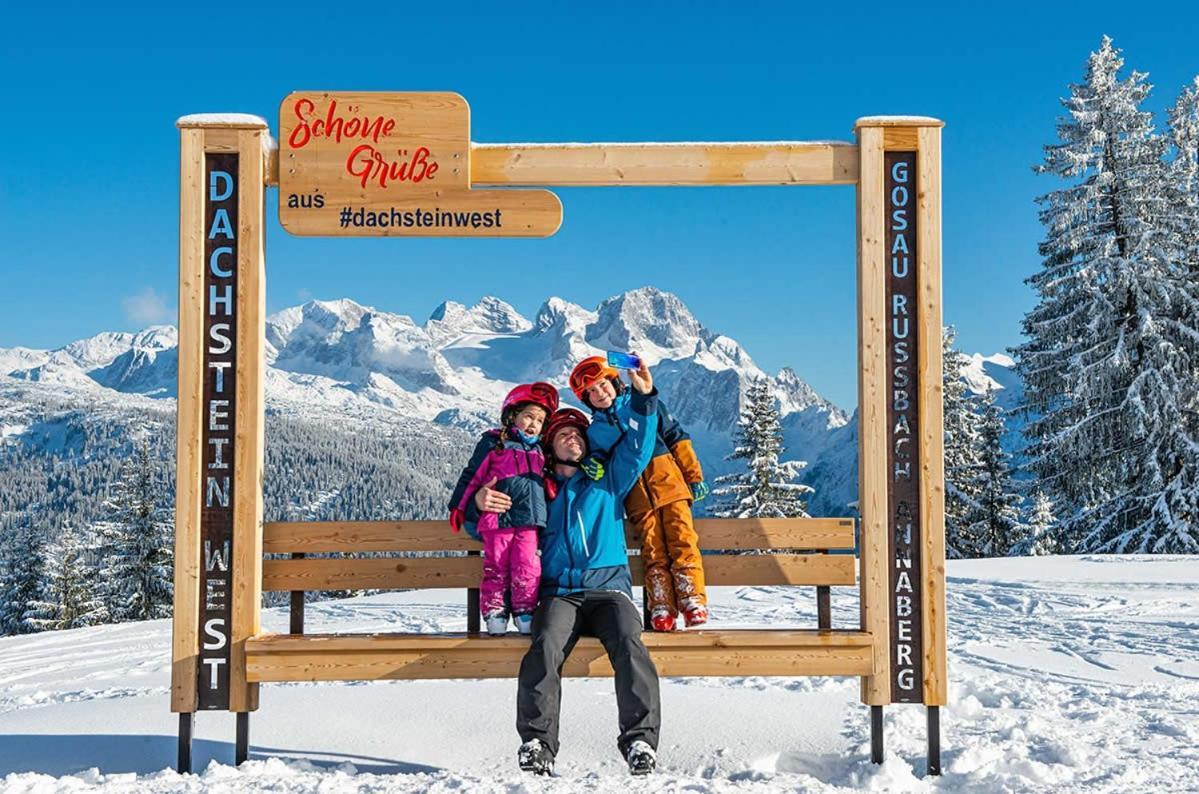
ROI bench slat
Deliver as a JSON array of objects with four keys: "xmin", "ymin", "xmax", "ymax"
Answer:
[
  {"xmin": 245, "ymin": 630, "xmax": 874, "ymax": 680},
  {"xmin": 262, "ymin": 553, "xmax": 856, "ymax": 592},
  {"xmin": 264, "ymin": 520, "xmax": 478, "ymax": 553},
  {"xmin": 633, "ymin": 553, "xmax": 855, "ymax": 587},
  {"xmin": 634, "ymin": 518, "xmax": 856, "ymax": 551},
  {"xmin": 248, "ymin": 630, "xmax": 872, "ymax": 652},
  {"xmin": 263, "ymin": 517, "xmax": 856, "ymax": 554}
]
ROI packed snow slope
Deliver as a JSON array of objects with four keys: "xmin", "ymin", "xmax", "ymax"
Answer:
[{"xmin": 1, "ymin": 556, "xmax": 1196, "ymax": 792}]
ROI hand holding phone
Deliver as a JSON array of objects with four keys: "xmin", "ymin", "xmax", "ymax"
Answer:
[{"xmin": 607, "ymin": 351, "xmax": 643, "ymax": 371}]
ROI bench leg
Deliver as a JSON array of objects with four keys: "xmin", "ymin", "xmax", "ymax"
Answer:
[
  {"xmin": 927, "ymin": 706, "xmax": 941, "ymax": 776},
  {"xmin": 235, "ymin": 712, "xmax": 250, "ymax": 765},
  {"xmin": 290, "ymin": 552, "xmax": 305, "ymax": 634},
  {"xmin": 871, "ymin": 705, "xmax": 883, "ymax": 764},
  {"xmin": 467, "ymin": 587, "xmax": 480, "ymax": 633},
  {"xmin": 817, "ymin": 586, "xmax": 831, "ymax": 629},
  {"xmin": 467, "ymin": 548, "xmax": 481, "ymax": 633},
  {"xmin": 177, "ymin": 712, "xmax": 193, "ymax": 774}
]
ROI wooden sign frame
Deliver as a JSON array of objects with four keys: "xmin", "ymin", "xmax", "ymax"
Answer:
[{"xmin": 173, "ymin": 108, "xmax": 946, "ymax": 774}]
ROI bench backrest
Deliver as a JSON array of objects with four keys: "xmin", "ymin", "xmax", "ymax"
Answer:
[{"xmin": 261, "ymin": 517, "xmax": 858, "ymax": 593}]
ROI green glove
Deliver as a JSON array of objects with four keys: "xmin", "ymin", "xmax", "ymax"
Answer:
[
  {"xmin": 580, "ymin": 456, "xmax": 606, "ymax": 481},
  {"xmin": 690, "ymin": 481, "xmax": 710, "ymax": 502}
]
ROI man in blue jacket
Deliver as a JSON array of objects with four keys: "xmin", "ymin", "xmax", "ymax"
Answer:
[{"xmin": 471, "ymin": 359, "xmax": 661, "ymax": 777}]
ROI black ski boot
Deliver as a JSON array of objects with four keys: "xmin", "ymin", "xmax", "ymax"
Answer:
[
  {"xmin": 625, "ymin": 740, "xmax": 656, "ymax": 776},
  {"xmin": 518, "ymin": 739, "xmax": 554, "ymax": 776}
]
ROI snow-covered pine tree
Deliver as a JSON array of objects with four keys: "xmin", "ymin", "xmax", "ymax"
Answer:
[
  {"xmin": 943, "ymin": 326, "xmax": 984, "ymax": 558},
  {"xmin": 1014, "ymin": 37, "xmax": 1199, "ymax": 553},
  {"xmin": 0, "ymin": 521, "xmax": 47, "ymax": 635},
  {"xmin": 25, "ymin": 522, "xmax": 107, "ymax": 631},
  {"xmin": 1011, "ymin": 490, "xmax": 1058, "ymax": 556},
  {"xmin": 962, "ymin": 387, "xmax": 1025, "ymax": 556},
  {"xmin": 712, "ymin": 378, "xmax": 813, "ymax": 519},
  {"xmin": 1165, "ymin": 77, "xmax": 1199, "ymax": 276},
  {"xmin": 97, "ymin": 438, "xmax": 174, "ymax": 622}
]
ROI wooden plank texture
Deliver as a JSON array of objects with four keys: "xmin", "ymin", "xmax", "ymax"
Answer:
[
  {"xmin": 263, "ymin": 517, "xmax": 856, "ymax": 554},
  {"xmin": 917, "ymin": 125, "xmax": 948, "ymax": 707},
  {"xmin": 470, "ymin": 142, "xmax": 859, "ymax": 186},
  {"xmin": 639, "ymin": 517, "xmax": 856, "ymax": 551},
  {"xmin": 245, "ymin": 630, "xmax": 875, "ymax": 681},
  {"xmin": 632, "ymin": 553, "xmax": 856, "ymax": 587},
  {"xmin": 171, "ymin": 127, "xmax": 205, "ymax": 714},
  {"xmin": 855, "ymin": 122, "xmax": 892, "ymax": 705},
  {"xmin": 229, "ymin": 128, "xmax": 267, "ymax": 714},
  {"xmin": 278, "ymin": 92, "xmax": 561, "ymax": 237},
  {"xmin": 264, "ymin": 140, "xmax": 861, "ymax": 189},
  {"xmin": 262, "ymin": 552, "xmax": 856, "ymax": 592},
  {"xmin": 263, "ymin": 520, "xmax": 478, "ymax": 553}
]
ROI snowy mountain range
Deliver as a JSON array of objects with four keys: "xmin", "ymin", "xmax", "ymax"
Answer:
[{"xmin": 0, "ymin": 287, "xmax": 1023, "ymax": 517}]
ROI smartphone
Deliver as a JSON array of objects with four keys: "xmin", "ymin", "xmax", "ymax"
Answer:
[{"xmin": 607, "ymin": 351, "xmax": 643, "ymax": 371}]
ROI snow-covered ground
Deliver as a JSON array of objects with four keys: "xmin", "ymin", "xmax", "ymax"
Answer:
[{"xmin": 1, "ymin": 556, "xmax": 1196, "ymax": 792}]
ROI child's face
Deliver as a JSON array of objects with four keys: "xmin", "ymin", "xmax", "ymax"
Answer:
[
  {"xmin": 513, "ymin": 405, "xmax": 547, "ymax": 437},
  {"xmin": 586, "ymin": 378, "xmax": 617, "ymax": 409}
]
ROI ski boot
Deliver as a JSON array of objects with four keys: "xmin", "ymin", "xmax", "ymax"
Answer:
[
  {"xmin": 681, "ymin": 598, "xmax": 708, "ymax": 628},
  {"xmin": 625, "ymin": 740, "xmax": 656, "ymax": 776},
  {"xmin": 484, "ymin": 611, "xmax": 509, "ymax": 636},
  {"xmin": 518, "ymin": 738, "xmax": 554, "ymax": 776},
  {"xmin": 649, "ymin": 607, "xmax": 676, "ymax": 632},
  {"xmin": 513, "ymin": 613, "xmax": 534, "ymax": 635}
]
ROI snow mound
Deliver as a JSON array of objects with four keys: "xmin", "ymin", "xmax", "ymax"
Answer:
[{"xmin": 0, "ymin": 556, "xmax": 1196, "ymax": 791}]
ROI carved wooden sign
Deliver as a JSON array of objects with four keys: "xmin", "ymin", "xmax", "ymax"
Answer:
[
  {"xmin": 885, "ymin": 150, "xmax": 924, "ymax": 704},
  {"xmin": 198, "ymin": 153, "xmax": 237, "ymax": 709},
  {"xmin": 278, "ymin": 92, "xmax": 562, "ymax": 237}
]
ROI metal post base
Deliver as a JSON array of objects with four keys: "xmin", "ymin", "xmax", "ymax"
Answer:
[
  {"xmin": 871, "ymin": 705, "xmax": 883, "ymax": 764},
  {"xmin": 927, "ymin": 706, "xmax": 941, "ymax": 776},
  {"xmin": 235, "ymin": 712, "xmax": 250, "ymax": 765},
  {"xmin": 177, "ymin": 712, "xmax": 194, "ymax": 773}
]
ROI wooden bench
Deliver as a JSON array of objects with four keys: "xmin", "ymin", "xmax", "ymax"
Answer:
[{"xmin": 245, "ymin": 516, "xmax": 867, "ymax": 686}]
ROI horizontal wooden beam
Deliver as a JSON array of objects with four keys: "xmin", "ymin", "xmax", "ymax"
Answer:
[
  {"xmin": 261, "ymin": 141, "xmax": 859, "ymax": 188},
  {"xmin": 263, "ymin": 517, "xmax": 857, "ymax": 554},
  {"xmin": 470, "ymin": 142, "xmax": 859, "ymax": 186},
  {"xmin": 262, "ymin": 551, "xmax": 856, "ymax": 592},
  {"xmin": 245, "ymin": 630, "xmax": 875, "ymax": 680}
]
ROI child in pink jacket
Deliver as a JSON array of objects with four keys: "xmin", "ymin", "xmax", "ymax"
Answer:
[{"xmin": 448, "ymin": 383, "xmax": 559, "ymax": 635}]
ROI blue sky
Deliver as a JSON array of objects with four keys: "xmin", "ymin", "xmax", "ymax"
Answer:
[{"xmin": 2, "ymin": 3, "xmax": 1196, "ymax": 409}]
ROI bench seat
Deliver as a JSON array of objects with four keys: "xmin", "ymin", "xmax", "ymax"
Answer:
[{"xmin": 245, "ymin": 629, "xmax": 874, "ymax": 681}]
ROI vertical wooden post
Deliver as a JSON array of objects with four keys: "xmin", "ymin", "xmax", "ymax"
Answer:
[
  {"xmin": 171, "ymin": 116, "xmax": 268, "ymax": 724},
  {"xmin": 230, "ymin": 122, "xmax": 267, "ymax": 716},
  {"xmin": 855, "ymin": 122, "xmax": 891, "ymax": 707},
  {"xmin": 856, "ymin": 115, "xmax": 947, "ymax": 765},
  {"xmin": 172, "ymin": 127, "xmax": 205, "ymax": 717},
  {"xmin": 916, "ymin": 124, "xmax": 948, "ymax": 711}
]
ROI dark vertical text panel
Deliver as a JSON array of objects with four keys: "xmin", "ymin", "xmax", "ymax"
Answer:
[
  {"xmin": 198, "ymin": 153, "xmax": 238, "ymax": 710},
  {"xmin": 884, "ymin": 150, "xmax": 924, "ymax": 703}
]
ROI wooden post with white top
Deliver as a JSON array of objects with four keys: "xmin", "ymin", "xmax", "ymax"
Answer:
[
  {"xmin": 172, "ymin": 114, "xmax": 268, "ymax": 773},
  {"xmin": 854, "ymin": 116, "xmax": 947, "ymax": 774}
]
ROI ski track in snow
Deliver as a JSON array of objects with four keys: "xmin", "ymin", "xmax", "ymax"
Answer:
[{"xmin": 0, "ymin": 556, "xmax": 1196, "ymax": 792}]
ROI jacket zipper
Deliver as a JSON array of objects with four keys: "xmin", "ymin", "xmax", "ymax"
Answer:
[
  {"xmin": 577, "ymin": 513, "xmax": 590, "ymax": 557},
  {"xmin": 562, "ymin": 481, "xmax": 577, "ymax": 589}
]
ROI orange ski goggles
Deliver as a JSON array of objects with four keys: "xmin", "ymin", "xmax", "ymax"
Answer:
[{"xmin": 569, "ymin": 356, "xmax": 619, "ymax": 402}]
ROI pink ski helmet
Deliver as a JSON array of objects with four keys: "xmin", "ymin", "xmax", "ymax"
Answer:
[{"xmin": 501, "ymin": 382, "xmax": 560, "ymax": 419}]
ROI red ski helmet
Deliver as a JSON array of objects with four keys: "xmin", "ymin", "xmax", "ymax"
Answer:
[
  {"xmin": 542, "ymin": 407, "xmax": 590, "ymax": 451},
  {"xmin": 501, "ymin": 382, "xmax": 560, "ymax": 419}
]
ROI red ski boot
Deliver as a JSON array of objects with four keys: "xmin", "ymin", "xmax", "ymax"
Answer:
[
  {"xmin": 682, "ymin": 599, "xmax": 708, "ymax": 628},
  {"xmin": 649, "ymin": 608, "xmax": 677, "ymax": 632}
]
